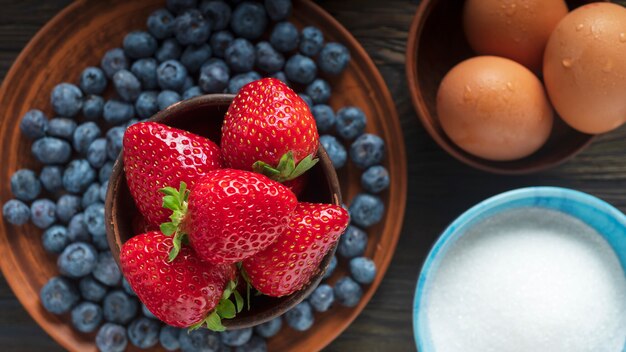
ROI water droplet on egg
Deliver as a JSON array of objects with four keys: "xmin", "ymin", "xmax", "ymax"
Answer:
[
  {"xmin": 506, "ymin": 82, "xmax": 514, "ymax": 91},
  {"xmin": 620, "ymin": 33, "xmax": 626, "ymax": 43},
  {"xmin": 576, "ymin": 24, "xmax": 584, "ymax": 31},
  {"xmin": 561, "ymin": 59, "xmax": 572, "ymax": 68},
  {"xmin": 463, "ymin": 85, "xmax": 473, "ymax": 102}
]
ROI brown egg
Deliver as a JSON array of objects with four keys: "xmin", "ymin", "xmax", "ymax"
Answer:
[
  {"xmin": 543, "ymin": 3, "xmax": 626, "ymax": 134},
  {"xmin": 437, "ymin": 56, "xmax": 553, "ymax": 161},
  {"xmin": 464, "ymin": 0, "xmax": 568, "ymax": 72}
]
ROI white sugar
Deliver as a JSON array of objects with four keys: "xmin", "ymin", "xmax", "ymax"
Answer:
[{"xmin": 425, "ymin": 208, "xmax": 626, "ymax": 352}]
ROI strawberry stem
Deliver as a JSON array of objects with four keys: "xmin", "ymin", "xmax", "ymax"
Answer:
[
  {"xmin": 159, "ymin": 182, "xmax": 190, "ymax": 262},
  {"xmin": 187, "ymin": 279, "xmax": 242, "ymax": 332},
  {"xmin": 252, "ymin": 151, "xmax": 318, "ymax": 183}
]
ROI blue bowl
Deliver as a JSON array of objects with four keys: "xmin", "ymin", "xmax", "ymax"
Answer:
[{"xmin": 412, "ymin": 187, "xmax": 626, "ymax": 351}]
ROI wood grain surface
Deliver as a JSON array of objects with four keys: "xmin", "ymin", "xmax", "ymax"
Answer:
[{"xmin": 1, "ymin": 1, "xmax": 626, "ymax": 352}]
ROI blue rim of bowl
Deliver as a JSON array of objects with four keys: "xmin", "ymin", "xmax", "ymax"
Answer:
[{"xmin": 412, "ymin": 186, "xmax": 626, "ymax": 351}]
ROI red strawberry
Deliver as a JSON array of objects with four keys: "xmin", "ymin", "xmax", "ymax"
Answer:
[
  {"xmin": 120, "ymin": 231, "xmax": 243, "ymax": 331},
  {"xmin": 243, "ymin": 202, "xmax": 349, "ymax": 297},
  {"xmin": 160, "ymin": 169, "xmax": 298, "ymax": 265},
  {"xmin": 123, "ymin": 122, "xmax": 222, "ymax": 226},
  {"xmin": 221, "ymin": 78, "xmax": 320, "ymax": 183}
]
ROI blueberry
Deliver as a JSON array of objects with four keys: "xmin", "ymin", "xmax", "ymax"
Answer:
[
  {"xmin": 68, "ymin": 213, "xmax": 90, "ymax": 242},
  {"xmin": 180, "ymin": 75, "xmax": 194, "ymax": 93},
  {"xmin": 221, "ymin": 328, "xmax": 253, "ymax": 347},
  {"xmin": 228, "ymin": 71, "xmax": 261, "ymax": 94},
  {"xmin": 79, "ymin": 275, "xmax": 108, "ymax": 302},
  {"xmin": 82, "ymin": 95, "xmax": 105, "ymax": 120},
  {"xmin": 20, "ymin": 109, "xmax": 48, "ymax": 139},
  {"xmin": 63, "ymin": 159, "xmax": 96, "ymax": 193},
  {"xmin": 99, "ymin": 162, "xmax": 114, "ymax": 183},
  {"xmin": 349, "ymin": 193, "xmax": 384, "ymax": 228},
  {"xmin": 96, "ymin": 323, "xmax": 128, "ymax": 352},
  {"xmin": 30, "ymin": 199, "xmax": 56, "ymax": 229},
  {"xmin": 84, "ymin": 202, "xmax": 106, "ymax": 237},
  {"xmin": 56, "ymin": 194, "xmax": 82, "ymax": 223},
  {"xmin": 299, "ymin": 26, "xmax": 324, "ymax": 56},
  {"xmin": 334, "ymin": 276, "xmax": 363, "ymax": 307},
  {"xmin": 167, "ymin": 0, "xmax": 198, "ymax": 13},
  {"xmin": 40, "ymin": 276, "xmax": 79, "ymax": 314},
  {"xmin": 270, "ymin": 71, "xmax": 289, "ymax": 84},
  {"xmin": 157, "ymin": 90, "xmax": 182, "ymax": 110},
  {"xmin": 92, "ymin": 231, "xmax": 110, "ymax": 251},
  {"xmin": 231, "ymin": 2, "xmax": 267, "ymax": 40},
  {"xmin": 86, "ymin": 138, "xmax": 107, "ymax": 169},
  {"xmin": 235, "ymin": 336, "xmax": 268, "ymax": 352},
  {"xmin": 306, "ymin": 79, "xmax": 331, "ymax": 104},
  {"xmin": 175, "ymin": 9, "xmax": 211, "ymax": 45},
  {"xmin": 131, "ymin": 58, "xmax": 159, "ymax": 90},
  {"xmin": 179, "ymin": 329, "xmax": 223, "ymax": 352},
  {"xmin": 309, "ymin": 283, "xmax": 334, "ymax": 312},
  {"xmin": 350, "ymin": 133, "xmax": 385, "ymax": 169},
  {"xmin": 39, "ymin": 166, "xmax": 63, "ymax": 193},
  {"xmin": 157, "ymin": 60, "xmax": 188, "ymax": 90},
  {"xmin": 255, "ymin": 41, "xmax": 284, "ymax": 73},
  {"xmin": 159, "ymin": 325, "xmax": 181, "ymax": 351},
  {"xmin": 338, "ymin": 225, "xmax": 368, "ymax": 258},
  {"xmin": 147, "ymin": 8, "xmax": 175, "ymax": 39},
  {"xmin": 265, "ymin": 0, "xmax": 292, "ymax": 21},
  {"xmin": 298, "ymin": 93, "xmax": 313, "ymax": 108},
  {"xmin": 113, "ymin": 70, "xmax": 142, "ymax": 102},
  {"xmin": 285, "ymin": 54, "xmax": 317, "ymax": 85},
  {"xmin": 122, "ymin": 278, "xmax": 136, "ymax": 297},
  {"xmin": 82, "ymin": 183, "xmax": 101, "ymax": 208},
  {"xmin": 128, "ymin": 317, "xmax": 160, "ymax": 348},
  {"xmin": 270, "ymin": 22, "xmax": 299, "ymax": 53},
  {"xmin": 80, "ymin": 67, "xmax": 108, "ymax": 95},
  {"xmin": 210, "ymin": 30, "xmax": 234, "ymax": 58},
  {"xmin": 100, "ymin": 181, "xmax": 109, "ymax": 202},
  {"xmin": 103, "ymin": 100, "xmax": 134, "ymax": 125},
  {"xmin": 255, "ymin": 317, "xmax": 282, "ymax": 338},
  {"xmin": 11, "ymin": 169, "xmax": 41, "ymax": 201},
  {"xmin": 93, "ymin": 251, "xmax": 122, "ymax": 286},
  {"xmin": 336, "ymin": 106, "xmax": 367, "ymax": 140},
  {"xmin": 320, "ymin": 135, "xmax": 347, "ymax": 169},
  {"xmin": 73, "ymin": 122, "xmax": 101, "ymax": 154},
  {"xmin": 318, "ymin": 42, "xmax": 350, "ymax": 75},
  {"xmin": 141, "ymin": 303, "xmax": 157, "ymax": 319},
  {"xmin": 155, "ymin": 38, "xmax": 182, "ymax": 63},
  {"xmin": 2, "ymin": 199, "xmax": 30, "ymax": 225},
  {"xmin": 32, "ymin": 137, "xmax": 72, "ymax": 164},
  {"xmin": 312, "ymin": 105, "xmax": 335, "ymax": 132},
  {"xmin": 199, "ymin": 60, "xmax": 230, "ymax": 93},
  {"xmin": 349, "ymin": 257, "xmax": 376, "ymax": 284},
  {"xmin": 135, "ymin": 91, "xmax": 159, "ymax": 118},
  {"xmin": 101, "ymin": 48, "xmax": 129, "ymax": 79},
  {"xmin": 123, "ymin": 31, "xmax": 158, "ymax": 59},
  {"xmin": 58, "ymin": 242, "xmax": 98, "ymax": 278},
  {"xmin": 51, "ymin": 83, "xmax": 83, "ymax": 117},
  {"xmin": 225, "ymin": 38, "xmax": 255, "ymax": 73},
  {"xmin": 200, "ymin": 0, "xmax": 231, "ymax": 30},
  {"xmin": 285, "ymin": 301, "xmax": 314, "ymax": 331},
  {"xmin": 103, "ymin": 290, "xmax": 138, "ymax": 324},
  {"xmin": 71, "ymin": 301, "xmax": 103, "ymax": 333},
  {"xmin": 106, "ymin": 127, "xmax": 125, "ymax": 161},
  {"xmin": 322, "ymin": 255, "xmax": 337, "ymax": 279},
  {"xmin": 361, "ymin": 165, "xmax": 390, "ymax": 193},
  {"xmin": 41, "ymin": 225, "xmax": 69, "ymax": 254},
  {"xmin": 183, "ymin": 86, "xmax": 203, "ymax": 100}
]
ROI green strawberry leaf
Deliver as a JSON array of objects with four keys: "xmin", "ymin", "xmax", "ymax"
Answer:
[
  {"xmin": 162, "ymin": 195, "xmax": 179, "ymax": 211},
  {"xmin": 159, "ymin": 182, "xmax": 191, "ymax": 262},
  {"xmin": 233, "ymin": 291, "xmax": 244, "ymax": 313},
  {"xmin": 167, "ymin": 233, "xmax": 186, "ymax": 262},
  {"xmin": 252, "ymin": 151, "xmax": 319, "ymax": 182},
  {"xmin": 160, "ymin": 222, "xmax": 177, "ymax": 236},
  {"xmin": 205, "ymin": 311, "xmax": 225, "ymax": 332},
  {"xmin": 217, "ymin": 299, "xmax": 236, "ymax": 319},
  {"xmin": 290, "ymin": 154, "xmax": 318, "ymax": 179},
  {"xmin": 159, "ymin": 186, "xmax": 179, "ymax": 197}
]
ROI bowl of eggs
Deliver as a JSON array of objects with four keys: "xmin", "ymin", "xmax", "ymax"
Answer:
[{"xmin": 407, "ymin": 0, "xmax": 626, "ymax": 174}]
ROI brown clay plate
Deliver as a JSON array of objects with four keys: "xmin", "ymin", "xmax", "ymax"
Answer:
[{"xmin": 0, "ymin": 0, "xmax": 407, "ymax": 351}]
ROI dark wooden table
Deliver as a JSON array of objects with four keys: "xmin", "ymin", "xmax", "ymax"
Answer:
[{"xmin": 2, "ymin": 1, "xmax": 626, "ymax": 351}]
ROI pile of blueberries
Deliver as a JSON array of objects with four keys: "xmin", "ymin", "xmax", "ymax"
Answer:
[{"xmin": 2, "ymin": 0, "xmax": 389, "ymax": 351}]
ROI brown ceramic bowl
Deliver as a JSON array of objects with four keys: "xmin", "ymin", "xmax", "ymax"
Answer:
[
  {"xmin": 105, "ymin": 94, "xmax": 342, "ymax": 329},
  {"xmin": 406, "ymin": 0, "xmax": 596, "ymax": 175}
]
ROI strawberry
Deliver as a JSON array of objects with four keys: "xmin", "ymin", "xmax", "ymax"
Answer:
[
  {"xmin": 123, "ymin": 122, "xmax": 222, "ymax": 227},
  {"xmin": 120, "ymin": 231, "xmax": 243, "ymax": 331},
  {"xmin": 160, "ymin": 169, "xmax": 298, "ymax": 265},
  {"xmin": 243, "ymin": 202, "xmax": 349, "ymax": 297},
  {"xmin": 221, "ymin": 78, "xmax": 320, "ymax": 183}
]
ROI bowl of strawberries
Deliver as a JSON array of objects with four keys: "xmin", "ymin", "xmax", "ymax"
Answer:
[{"xmin": 105, "ymin": 78, "xmax": 348, "ymax": 331}]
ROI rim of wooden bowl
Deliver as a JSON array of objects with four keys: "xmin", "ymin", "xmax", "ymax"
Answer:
[
  {"xmin": 104, "ymin": 93, "xmax": 343, "ymax": 329},
  {"xmin": 405, "ymin": 0, "xmax": 595, "ymax": 175}
]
